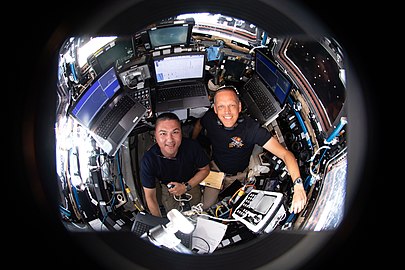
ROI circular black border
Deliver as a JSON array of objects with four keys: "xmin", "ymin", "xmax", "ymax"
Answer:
[{"xmin": 13, "ymin": 0, "xmax": 380, "ymax": 269}]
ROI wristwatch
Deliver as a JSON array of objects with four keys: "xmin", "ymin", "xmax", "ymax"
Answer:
[
  {"xmin": 293, "ymin": 177, "xmax": 303, "ymax": 186},
  {"xmin": 184, "ymin": 182, "xmax": 192, "ymax": 192}
]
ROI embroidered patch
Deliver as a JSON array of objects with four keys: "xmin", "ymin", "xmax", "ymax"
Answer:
[{"xmin": 228, "ymin": 136, "xmax": 244, "ymax": 148}]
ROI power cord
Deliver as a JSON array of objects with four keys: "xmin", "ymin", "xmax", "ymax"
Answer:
[
  {"xmin": 181, "ymin": 202, "xmax": 238, "ymax": 222},
  {"xmin": 173, "ymin": 193, "xmax": 192, "ymax": 202},
  {"xmin": 173, "ymin": 193, "xmax": 192, "ymax": 212},
  {"xmin": 191, "ymin": 236, "xmax": 211, "ymax": 254},
  {"xmin": 197, "ymin": 213, "xmax": 237, "ymax": 222}
]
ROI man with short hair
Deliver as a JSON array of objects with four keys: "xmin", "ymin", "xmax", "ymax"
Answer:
[
  {"xmin": 141, "ymin": 112, "xmax": 210, "ymax": 217},
  {"xmin": 192, "ymin": 87, "xmax": 307, "ymax": 214}
]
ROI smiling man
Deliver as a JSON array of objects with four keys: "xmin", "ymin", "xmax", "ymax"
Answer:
[
  {"xmin": 140, "ymin": 112, "xmax": 210, "ymax": 217},
  {"xmin": 192, "ymin": 86, "xmax": 307, "ymax": 213}
]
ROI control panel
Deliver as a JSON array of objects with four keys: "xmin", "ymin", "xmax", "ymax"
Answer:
[
  {"xmin": 128, "ymin": 87, "xmax": 152, "ymax": 119},
  {"xmin": 232, "ymin": 189, "xmax": 286, "ymax": 233},
  {"xmin": 117, "ymin": 56, "xmax": 153, "ymax": 120}
]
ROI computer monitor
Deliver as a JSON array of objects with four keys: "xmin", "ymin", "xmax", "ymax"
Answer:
[
  {"xmin": 222, "ymin": 56, "xmax": 250, "ymax": 82},
  {"xmin": 69, "ymin": 65, "xmax": 120, "ymax": 128},
  {"xmin": 147, "ymin": 22, "xmax": 193, "ymax": 49},
  {"xmin": 255, "ymin": 49, "xmax": 293, "ymax": 107},
  {"xmin": 87, "ymin": 36, "xmax": 134, "ymax": 74},
  {"xmin": 153, "ymin": 52, "xmax": 205, "ymax": 83}
]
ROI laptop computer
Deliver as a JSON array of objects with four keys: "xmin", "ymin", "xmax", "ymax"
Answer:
[
  {"xmin": 68, "ymin": 65, "xmax": 147, "ymax": 156},
  {"xmin": 241, "ymin": 49, "xmax": 293, "ymax": 126},
  {"xmin": 152, "ymin": 52, "xmax": 211, "ymax": 112},
  {"xmin": 131, "ymin": 211, "xmax": 193, "ymax": 249}
]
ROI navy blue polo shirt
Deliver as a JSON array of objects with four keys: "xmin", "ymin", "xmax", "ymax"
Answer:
[
  {"xmin": 140, "ymin": 137, "xmax": 210, "ymax": 188},
  {"xmin": 200, "ymin": 109, "xmax": 272, "ymax": 175}
]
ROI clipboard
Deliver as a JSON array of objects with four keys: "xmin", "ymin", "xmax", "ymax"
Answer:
[{"xmin": 199, "ymin": 171, "xmax": 225, "ymax": 190}]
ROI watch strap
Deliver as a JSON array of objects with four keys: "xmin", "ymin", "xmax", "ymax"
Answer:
[
  {"xmin": 185, "ymin": 182, "xmax": 192, "ymax": 191},
  {"xmin": 293, "ymin": 177, "xmax": 303, "ymax": 185}
]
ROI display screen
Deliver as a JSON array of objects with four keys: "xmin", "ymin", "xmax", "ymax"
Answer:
[
  {"xmin": 89, "ymin": 36, "xmax": 134, "ymax": 74},
  {"xmin": 255, "ymin": 195, "xmax": 276, "ymax": 214},
  {"xmin": 223, "ymin": 57, "xmax": 249, "ymax": 82},
  {"xmin": 255, "ymin": 49, "xmax": 293, "ymax": 107},
  {"xmin": 153, "ymin": 53, "xmax": 205, "ymax": 83},
  {"xmin": 148, "ymin": 24, "xmax": 190, "ymax": 49},
  {"xmin": 69, "ymin": 66, "xmax": 120, "ymax": 127}
]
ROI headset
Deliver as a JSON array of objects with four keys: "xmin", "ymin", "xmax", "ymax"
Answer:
[
  {"xmin": 216, "ymin": 115, "xmax": 245, "ymax": 130},
  {"xmin": 214, "ymin": 85, "xmax": 240, "ymax": 96},
  {"xmin": 214, "ymin": 85, "xmax": 244, "ymax": 130}
]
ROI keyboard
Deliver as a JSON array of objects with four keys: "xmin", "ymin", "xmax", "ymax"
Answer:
[
  {"xmin": 94, "ymin": 95, "xmax": 136, "ymax": 139},
  {"xmin": 157, "ymin": 83, "xmax": 207, "ymax": 101},
  {"xmin": 245, "ymin": 78, "xmax": 277, "ymax": 119},
  {"xmin": 132, "ymin": 220, "xmax": 151, "ymax": 237}
]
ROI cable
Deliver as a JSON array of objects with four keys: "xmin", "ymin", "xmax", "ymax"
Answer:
[
  {"xmin": 101, "ymin": 175, "xmax": 117, "ymax": 231},
  {"xmin": 191, "ymin": 203, "xmax": 204, "ymax": 214},
  {"xmin": 69, "ymin": 221, "xmax": 88, "ymax": 230},
  {"xmin": 228, "ymin": 184, "xmax": 255, "ymax": 205},
  {"xmin": 277, "ymin": 211, "xmax": 287, "ymax": 226},
  {"xmin": 191, "ymin": 236, "xmax": 211, "ymax": 254},
  {"xmin": 116, "ymin": 152, "xmax": 125, "ymax": 191},
  {"xmin": 288, "ymin": 97, "xmax": 313, "ymax": 149},
  {"xmin": 228, "ymin": 207, "xmax": 233, "ymax": 218},
  {"xmin": 215, "ymin": 204, "xmax": 226, "ymax": 217},
  {"xmin": 309, "ymin": 145, "xmax": 330, "ymax": 180},
  {"xmin": 304, "ymin": 175, "xmax": 313, "ymax": 189},
  {"xmin": 197, "ymin": 213, "xmax": 237, "ymax": 222},
  {"xmin": 324, "ymin": 116, "xmax": 347, "ymax": 144},
  {"xmin": 173, "ymin": 193, "xmax": 192, "ymax": 202},
  {"xmin": 173, "ymin": 193, "xmax": 193, "ymax": 213},
  {"xmin": 249, "ymin": 45, "xmax": 268, "ymax": 54},
  {"xmin": 281, "ymin": 213, "xmax": 295, "ymax": 230}
]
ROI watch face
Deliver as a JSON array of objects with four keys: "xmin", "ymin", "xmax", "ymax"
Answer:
[
  {"xmin": 186, "ymin": 183, "xmax": 192, "ymax": 191},
  {"xmin": 294, "ymin": 178, "xmax": 302, "ymax": 185}
]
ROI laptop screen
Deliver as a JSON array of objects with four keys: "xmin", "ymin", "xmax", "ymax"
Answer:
[
  {"xmin": 255, "ymin": 49, "xmax": 292, "ymax": 106},
  {"xmin": 69, "ymin": 66, "xmax": 121, "ymax": 128},
  {"xmin": 153, "ymin": 53, "xmax": 205, "ymax": 84},
  {"xmin": 148, "ymin": 24, "xmax": 190, "ymax": 49}
]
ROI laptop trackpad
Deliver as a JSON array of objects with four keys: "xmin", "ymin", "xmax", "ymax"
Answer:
[
  {"xmin": 167, "ymin": 100, "xmax": 183, "ymax": 109},
  {"xmin": 110, "ymin": 124, "xmax": 126, "ymax": 144}
]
